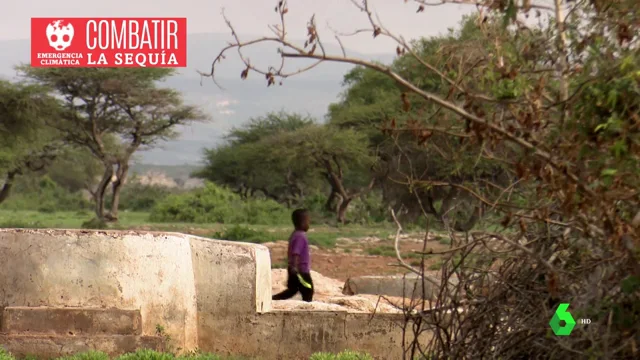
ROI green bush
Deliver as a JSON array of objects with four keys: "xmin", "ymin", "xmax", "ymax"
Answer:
[
  {"xmin": 349, "ymin": 192, "xmax": 388, "ymax": 225},
  {"xmin": 114, "ymin": 349, "xmax": 249, "ymax": 360},
  {"xmin": 301, "ymin": 193, "xmax": 333, "ymax": 220},
  {"xmin": 177, "ymin": 351, "xmax": 249, "ymax": 360},
  {"xmin": 0, "ymin": 219, "xmax": 44, "ymax": 228},
  {"xmin": 210, "ymin": 225, "xmax": 279, "ymax": 244},
  {"xmin": 81, "ymin": 217, "xmax": 108, "ymax": 229},
  {"xmin": 0, "ymin": 175, "xmax": 91, "ymax": 212},
  {"xmin": 0, "ymin": 348, "xmax": 15, "ymax": 360},
  {"xmin": 57, "ymin": 351, "xmax": 110, "ymax": 360},
  {"xmin": 106, "ymin": 183, "xmax": 177, "ymax": 212},
  {"xmin": 309, "ymin": 350, "xmax": 374, "ymax": 360},
  {"xmin": 116, "ymin": 350, "xmax": 175, "ymax": 360},
  {"xmin": 149, "ymin": 182, "xmax": 290, "ymax": 225}
]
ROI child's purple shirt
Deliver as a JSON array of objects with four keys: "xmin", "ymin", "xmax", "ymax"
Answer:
[{"xmin": 288, "ymin": 230, "xmax": 310, "ymax": 273}]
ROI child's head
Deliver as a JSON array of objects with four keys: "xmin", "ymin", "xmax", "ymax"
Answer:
[{"xmin": 292, "ymin": 208, "xmax": 310, "ymax": 232}]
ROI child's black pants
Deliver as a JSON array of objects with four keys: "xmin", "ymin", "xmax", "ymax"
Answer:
[{"xmin": 272, "ymin": 269, "xmax": 314, "ymax": 302}]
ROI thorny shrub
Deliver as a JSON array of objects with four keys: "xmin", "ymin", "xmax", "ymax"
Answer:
[{"xmin": 202, "ymin": 0, "xmax": 640, "ymax": 359}]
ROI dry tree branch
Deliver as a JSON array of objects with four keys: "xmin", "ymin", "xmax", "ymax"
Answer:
[
  {"xmin": 553, "ymin": 0, "xmax": 570, "ymax": 125},
  {"xmin": 200, "ymin": 0, "xmax": 600, "ymax": 205},
  {"xmin": 198, "ymin": 8, "xmax": 324, "ymax": 89},
  {"xmin": 349, "ymin": 0, "xmax": 497, "ymax": 103},
  {"xmin": 276, "ymin": 52, "xmax": 596, "ymax": 200},
  {"xmin": 411, "ymin": 0, "xmax": 554, "ymax": 12},
  {"xmin": 473, "ymin": 231, "xmax": 556, "ymax": 272},
  {"xmin": 390, "ymin": 208, "xmax": 441, "ymax": 287}
]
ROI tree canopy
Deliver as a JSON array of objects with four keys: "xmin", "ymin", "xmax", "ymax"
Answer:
[
  {"xmin": 0, "ymin": 80, "xmax": 63, "ymax": 204},
  {"xmin": 19, "ymin": 67, "xmax": 208, "ymax": 221}
]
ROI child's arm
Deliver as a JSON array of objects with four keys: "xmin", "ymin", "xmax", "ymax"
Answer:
[
  {"xmin": 290, "ymin": 235, "xmax": 302, "ymax": 273},
  {"xmin": 290, "ymin": 254, "xmax": 300, "ymax": 273}
]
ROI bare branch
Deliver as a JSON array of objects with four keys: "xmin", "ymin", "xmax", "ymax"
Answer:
[{"xmin": 390, "ymin": 208, "xmax": 441, "ymax": 287}]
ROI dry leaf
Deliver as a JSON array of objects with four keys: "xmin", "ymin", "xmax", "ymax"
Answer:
[
  {"xmin": 519, "ymin": 218, "xmax": 528, "ymax": 233},
  {"xmin": 401, "ymin": 93, "xmax": 411, "ymax": 112}
]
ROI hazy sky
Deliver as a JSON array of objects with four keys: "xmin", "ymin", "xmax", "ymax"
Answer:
[{"xmin": 1, "ymin": 0, "xmax": 473, "ymax": 53}]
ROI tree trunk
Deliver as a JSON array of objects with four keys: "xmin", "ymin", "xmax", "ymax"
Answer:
[
  {"xmin": 337, "ymin": 197, "xmax": 353, "ymax": 224},
  {"xmin": 95, "ymin": 163, "xmax": 114, "ymax": 221},
  {"xmin": 0, "ymin": 171, "xmax": 18, "ymax": 205},
  {"xmin": 325, "ymin": 190, "xmax": 337, "ymax": 212},
  {"xmin": 452, "ymin": 204, "xmax": 482, "ymax": 232},
  {"xmin": 438, "ymin": 186, "xmax": 459, "ymax": 227},
  {"xmin": 108, "ymin": 161, "xmax": 129, "ymax": 222},
  {"xmin": 258, "ymin": 188, "xmax": 279, "ymax": 202}
]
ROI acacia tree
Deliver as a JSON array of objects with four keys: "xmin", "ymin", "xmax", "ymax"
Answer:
[
  {"xmin": 20, "ymin": 67, "xmax": 208, "ymax": 221},
  {"xmin": 46, "ymin": 145, "xmax": 104, "ymax": 201},
  {"xmin": 0, "ymin": 80, "xmax": 63, "ymax": 204},
  {"xmin": 196, "ymin": 111, "xmax": 321, "ymax": 205},
  {"xmin": 329, "ymin": 35, "xmax": 512, "ymax": 230},
  {"xmin": 202, "ymin": 0, "xmax": 639, "ymax": 358},
  {"xmin": 266, "ymin": 124, "xmax": 377, "ymax": 223}
]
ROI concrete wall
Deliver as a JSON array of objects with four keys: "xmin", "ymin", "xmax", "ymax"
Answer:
[
  {"xmin": 0, "ymin": 229, "xmax": 422, "ymax": 359},
  {"xmin": 0, "ymin": 229, "xmax": 199, "ymax": 349},
  {"xmin": 200, "ymin": 311, "xmax": 425, "ymax": 360}
]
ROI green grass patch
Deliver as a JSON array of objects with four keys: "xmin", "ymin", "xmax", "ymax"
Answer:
[
  {"xmin": 307, "ymin": 232, "xmax": 338, "ymax": 248},
  {"xmin": 0, "ymin": 210, "xmax": 150, "ymax": 229},
  {"xmin": 271, "ymin": 259, "xmax": 289, "ymax": 269},
  {"xmin": 309, "ymin": 350, "xmax": 373, "ymax": 360},
  {"xmin": 209, "ymin": 225, "xmax": 339, "ymax": 249},
  {"xmin": 56, "ymin": 351, "xmax": 111, "ymax": 360},
  {"xmin": 0, "ymin": 210, "xmax": 402, "ymax": 251},
  {"xmin": 210, "ymin": 225, "xmax": 280, "ymax": 244},
  {"xmin": 428, "ymin": 260, "xmax": 443, "ymax": 270},
  {"xmin": 0, "ymin": 349, "xmax": 373, "ymax": 360},
  {"xmin": 0, "ymin": 348, "xmax": 15, "ymax": 360},
  {"xmin": 366, "ymin": 245, "xmax": 421, "ymax": 259}
]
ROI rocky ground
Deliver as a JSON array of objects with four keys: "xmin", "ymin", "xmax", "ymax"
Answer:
[{"xmin": 269, "ymin": 269, "xmax": 406, "ymax": 313}]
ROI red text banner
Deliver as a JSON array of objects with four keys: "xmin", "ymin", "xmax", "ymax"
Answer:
[{"xmin": 31, "ymin": 18, "xmax": 187, "ymax": 68}]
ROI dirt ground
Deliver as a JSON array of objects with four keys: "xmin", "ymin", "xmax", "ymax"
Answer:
[{"xmin": 264, "ymin": 232, "xmax": 452, "ymax": 282}]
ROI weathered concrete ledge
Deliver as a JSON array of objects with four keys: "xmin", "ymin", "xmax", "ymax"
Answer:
[
  {"xmin": 1, "ymin": 307, "xmax": 141, "ymax": 335},
  {"xmin": 0, "ymin": 229, "xmax": 425, "ymax": 359}
]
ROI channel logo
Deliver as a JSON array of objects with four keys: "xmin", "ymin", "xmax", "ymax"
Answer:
[{"xmin": 549, "ymin": 303, "xmax": 577, "ymax": 336}]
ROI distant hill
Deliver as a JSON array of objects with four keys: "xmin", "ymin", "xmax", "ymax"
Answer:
[
  {"xmin": 0, "ymin": 33, "xmax": 396, "ymax": 166},
  {"xmin": 130, "ymin": 163, "xmax": 202, "ymax": 181},
  {"xmin": 127, "ymin": 163, "xmax": 204, "ymax": 189}
]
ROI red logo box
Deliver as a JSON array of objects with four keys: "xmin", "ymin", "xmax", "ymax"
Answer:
[{"xmin": 31, "ymin": 17, "xmax": 187, "ymax": 68}]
